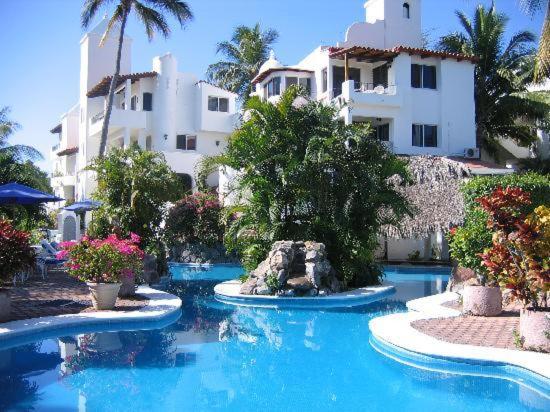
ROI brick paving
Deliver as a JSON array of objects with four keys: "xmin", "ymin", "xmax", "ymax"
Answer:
[
  {"xmin": 412, "ymin": 306, "xmax": 520, "ymax": 350},
  {"xmin": 2, "ymin": 270, "xmax": 148, "ymax": 323}
]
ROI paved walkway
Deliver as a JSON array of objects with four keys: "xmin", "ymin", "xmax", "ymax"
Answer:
[
  {"xmin": 411, "ymin": 313, "xmax": 519, "ymax": 350},
  {"xmin": 4, "ymin": 271, "xmax": 148, "ymax": 322}
]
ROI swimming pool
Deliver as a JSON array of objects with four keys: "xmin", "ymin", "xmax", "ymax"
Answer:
[{"xmin": 0, "ymin": 265, "xmax": 548, "ymax": 411}]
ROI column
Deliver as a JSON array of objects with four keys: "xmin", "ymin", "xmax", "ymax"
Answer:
[
  {"xmin": 124, "ymin": 79, "xmax": 131, "ymax": 111},
  {"xmin": 123, "ymin": 128, "xmax": 130, "ymax": 148},
  {"xmin": 137, "ymin": 130, "xmax": 146, "ymax": 150}
]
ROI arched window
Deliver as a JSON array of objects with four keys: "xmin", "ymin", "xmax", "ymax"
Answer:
[{"xmin": 403, "ymin": 2, "xmax": 410, "ymax": 19}]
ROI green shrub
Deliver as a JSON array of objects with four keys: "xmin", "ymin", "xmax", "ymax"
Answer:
[
  {"xmin": 448, "ymin": 172, "xmax": 550, "ymax": 273},
  {"xmin": 201, "ymin": 87, "xmax": 411, "ymax": 286}
]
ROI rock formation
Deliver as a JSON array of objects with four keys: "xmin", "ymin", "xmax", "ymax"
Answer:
[{"xmin": 240, "ymin": 241, "xmax": 341, "ymax": 296}]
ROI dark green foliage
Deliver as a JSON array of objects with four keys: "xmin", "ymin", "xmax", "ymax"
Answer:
[
  {"xmin": 448, "ymin": 172, "xmax": 550, "ymax": 273},
  {"xmin": 206, "ymin": 23, "xmax": 279, "ymax": 102},
  {"xmin": 87, "ymin": 144, "xmax": 183, "ymax": 249},
  {"xmin": 437, "ymin": 4, "xmax": 549, "ymax": 154},
  {"xmin": 202, "ymin": 87, "xmax": 411, "ymax": 286}
]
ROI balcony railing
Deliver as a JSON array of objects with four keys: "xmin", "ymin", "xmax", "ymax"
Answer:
[
  {"xmin": 91, "ymin": 111, "xmax": 105, "ymax": 125},
  {"xmin": 354, "ymin": 82, "xmax": 396, "ymax": 95}
]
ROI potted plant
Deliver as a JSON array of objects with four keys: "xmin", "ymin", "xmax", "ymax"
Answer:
[
  {"xmin": 0, "ymin": 220, "xmax": 35, "ymax": 321},
  {"xmin": 479, "ymin": 188, "xmax": 549, "ymax": 351},
  {"xmin": 461, "ymin": 272, "xmax": 502, "ymax": 316},
  {"xmin": 58, "ymin": 233, "xmax": 144, "ymax": 310}
]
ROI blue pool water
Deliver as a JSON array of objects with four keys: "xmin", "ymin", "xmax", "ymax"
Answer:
[{"xmin": 0, "ymin": 265, "xmax": 548, "ymax": 411}]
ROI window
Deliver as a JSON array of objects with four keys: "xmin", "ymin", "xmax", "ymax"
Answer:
[
  {"xmin": 403, "ymin": 2, "xmax": 410, "ymax": 18},
  {"xmin": 322, "ymin": 68, "xmax": 328, "ymax": 93},
  {"xmin": 373, "ymin": 64, "xmax": 388, "ymax": 88},
  {"xmin": 130, "ymin": 95, "xmax": 138, "ymax": 111},
  {"xmin": 411, "ymin": 64, "xmax": 437, "ymax": 89},
  {"xmin": 208, "ymin": 96, "xmax": 229, "ymax": 112},
  {"xmin": 286, "ymin": 77, "xmax": 298, "ymax": 88},
  {"xmin": 332, "ymin": 66, "xmax": 361, "ymax": 95},
  {"xmin": 377, "ymin": 124, "xmax": 390, "ymax": 142},
  {"xmin": 143, "ymin": 93, "xmax": 153, "ymax": 111},
  {"xmin": 299, "ymin": 77, "xmax": 312, "ymax": 95},
  {"xmin": 145, "ymin": 135, "xmax": 152, "ymax": 151},
  {"xmin": 176, "ymin": 134, "xmax": 197, "ymax": 150},
  {"xmin": 266, "ymin": 77, "xmax": 281, "ymax": 98},
  {"xmin": 412, "ymin": 124, "xmax": 438, "ymax": 147}
]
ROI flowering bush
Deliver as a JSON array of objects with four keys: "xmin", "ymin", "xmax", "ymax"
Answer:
[
  {"xmin": 58, "ymin": 233, "xmax": 144, "ymax": 284},
  {"xmin": 478, "ymin": 187, "xmax": 549, "ymax": 309},
  {"xmin": 165, "ymin": 192, "xmax": 223, "ymax": 247},
  {"xmin": 0, "ymin": 220, "xmax": 35, "ymax": 282}
]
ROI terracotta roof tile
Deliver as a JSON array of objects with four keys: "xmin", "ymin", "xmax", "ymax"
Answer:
[
  {"xmin": 57, "ymin": 147, "xmax": 79, "ymax": 156},
  {"xmin": 87, "ymin": 72, "xmax": 157, "ymax": 98}
]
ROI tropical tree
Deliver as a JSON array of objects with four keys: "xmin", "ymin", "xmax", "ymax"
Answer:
[
  {"xmin": 0, "ymin": 106, "xmax": 41, "ymax": 162},
  {"xmin": 0, "ymin": 107, "xmax": 52, "ymax": 230},
  {"xmin": 81, "ymin": 0, "xmax": 193, "ymax": 157},
  {"xmin": 198, "ymin": 87, "xmax": 411, "ymax": 286},
  {"xmin": 206, "ymin": 24, "xmax": 279, "ymax": 102},
  {"xmin": 518, "ymin": 0, "xmax": 550, "ymax": 79},
  {"xmin": 438, "ymin": 4, "xmax": 549, "ymax": 154}
]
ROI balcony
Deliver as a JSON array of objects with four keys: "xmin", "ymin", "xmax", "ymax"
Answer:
[
  {"xmin": 89, "ymin": 108, "xmax": 148, "ymax": 136},
  {"xmin": 51, "ymin": 171, "xmax": 76, "ymax": 188},
  {"xmin": 336, "ymin": 80, "xmax": 402, "ymax": 108}
]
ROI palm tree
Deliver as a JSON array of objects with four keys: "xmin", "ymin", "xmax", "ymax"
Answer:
[
  {"xmin": 0, "ymin": 106, "xmax": 42, "ymax": 161},
  {"xmin": 518, "ymin": 0, "xmax": 550, "ymax": 79},
  {"xmin": 438, "ymin": 3, "xmax": 549, "ymax": 154},
  {"xmin": 206, "ymin": 24, "xmax": 279, "ymax": 102},
  {"xmin": 81, "ymin": 0, "xmax": 193, "ymax": 157}
]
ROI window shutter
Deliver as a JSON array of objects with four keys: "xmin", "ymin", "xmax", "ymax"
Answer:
[
  {"xmin": 411, "ymin": 64, "xmax": 422, "ymax": 88},
  {"xmin": 143, "ymin": 93, "xmax": 153, "ymax": 111}
]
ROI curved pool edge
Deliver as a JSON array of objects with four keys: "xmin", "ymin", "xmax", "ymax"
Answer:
[
  {"xmin": 369, "ymin": 294, "xmax": 550, "ymax": 380},
  {"xmin": 0, "ymin": 286, "xmax": 182, "ymax": 350},
  {"xmin": 214, "ymin": 280, "xmax": 395, "ymax": 309},
  {"xmin": 369, "ymin": 334, "xmax": 550, "ymax": 398}
]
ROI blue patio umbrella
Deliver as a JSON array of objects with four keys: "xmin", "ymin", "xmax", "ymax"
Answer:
[
  {"xmin": 0, "ymin": 183, "xmax": 63, "ymax": 205},
  {"xmin": 63, "ymin": 199, "xmax": 102, "ymax": 213}
]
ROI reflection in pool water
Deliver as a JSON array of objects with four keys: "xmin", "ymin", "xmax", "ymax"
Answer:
[{"xmin": 0, "ymin": 265, "xmax": 548, "ymax": 411}]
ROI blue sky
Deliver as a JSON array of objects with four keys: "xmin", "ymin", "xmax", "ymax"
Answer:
[{"xmin": 0, "ymin": 0, "xmax": 543, "ymax": 172}]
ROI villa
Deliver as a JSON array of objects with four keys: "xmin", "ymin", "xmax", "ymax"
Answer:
[
  {"xmin": 251, "ymin": 0, "xmax": 478, "ymax": 159},
  {"xmin": 50, "ymin": 18, "xmax": 238, "ymax": 205}
]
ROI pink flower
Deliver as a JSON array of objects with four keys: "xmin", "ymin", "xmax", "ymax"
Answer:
[
  {"xmin": 130, "ymin": 232, "xmax": 141, "ymax": 244},
  {"xmin": 56, "ymin": 250, "xmax": 69, "ymax": 260}
]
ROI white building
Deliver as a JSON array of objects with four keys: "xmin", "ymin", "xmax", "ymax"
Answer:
[
  {"xmin": 251, "ymin": 0, "xmax": 478, "ymax": 158},
  {"xmin": 50, "ymin": 18, "xmax": 237, "ymax": 205}
]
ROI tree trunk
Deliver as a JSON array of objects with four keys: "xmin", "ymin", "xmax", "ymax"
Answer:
[{"xmin": 98, "ymin": 10, "xmax": 129, "ymax": 158}]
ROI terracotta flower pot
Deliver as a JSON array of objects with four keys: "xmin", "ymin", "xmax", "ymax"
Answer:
[
  {"xmin": 118, "ymin": 276, "xmax": 136, "ymax": 297},
  {"xmin": 520, "ymin": 309, "xmax": 550, "ymax": 352},
  {"xmin": 86, "ymin": 283, "xmax": 121, "ymax": 310},
  {"xmin": 0, "ymin": 290, "xmax": 10, "ymax": 322},
  {"xmin": 462, "ymin": 285, "xmax": 502, "ymax": 316}
]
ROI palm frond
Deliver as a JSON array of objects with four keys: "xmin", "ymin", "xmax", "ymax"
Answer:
[
  {"xmin": 81, "ymin": 0, "xmax": 113, "ymax": 28},
  {"xmin": 99, "ymin": 3, "xmax": 125, "ymax": 46},
  {"xmin": 142, "ymin": 0, "xmax": 193, "ymax": 26},
  {"xmin": 134, "ymin": 1, "xmax": 170, "ymax": 39}
]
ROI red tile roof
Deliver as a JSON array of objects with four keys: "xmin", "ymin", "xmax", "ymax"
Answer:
[
  {"xmin": 328, "ymin": 45, "xmax": 478, "ymax": 63},
  {"xmin": 57, "ymin": 147, "xmax": 79, "ymax": 156},
  {"xmin": 87, "ymin": 72, "xmax": 157, "ymax": 98},
  {"xmin": 252, "ymin": 67, "xmax": 315, "ymax": 85}
]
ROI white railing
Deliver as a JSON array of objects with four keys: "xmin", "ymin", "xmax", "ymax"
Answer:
[{"xmin": 354, "ymin": 82, "xmax": 396, "ymax": 95}]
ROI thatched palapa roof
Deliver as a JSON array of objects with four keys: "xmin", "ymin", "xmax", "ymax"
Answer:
[{"xmin": 382, "ymin": 156, "xmax": 472, "ymax": 239}]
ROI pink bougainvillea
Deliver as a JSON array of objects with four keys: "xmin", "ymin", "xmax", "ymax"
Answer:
[{"xmin": 58, "ymin": 233, "xmax": 144, "ymax": 284}]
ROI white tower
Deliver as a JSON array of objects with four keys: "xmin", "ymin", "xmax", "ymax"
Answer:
[
  {"xmin": 76, "ymin": 18, "xmax": 132, "ymax": 200},
  {"xmin": 342, "ymin": 0, "xmax": 423, "ymax": 49}
]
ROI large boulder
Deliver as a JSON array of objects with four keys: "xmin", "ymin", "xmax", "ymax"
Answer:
[{"xmin": 239, "ymin": 241, "xmax": 341, "ymax": 296}]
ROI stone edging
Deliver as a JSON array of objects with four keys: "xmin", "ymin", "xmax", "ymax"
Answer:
[
  {"xmin": 369, "ymin": 292, "xmax": 550, "ymax": 380},
  {"xmin": 214, "ymin": 279, "xmax": 395, "ymax": 309},
  {"xmin": 0, "ymin": 286, "xmax": 182, "ymax": 348}
]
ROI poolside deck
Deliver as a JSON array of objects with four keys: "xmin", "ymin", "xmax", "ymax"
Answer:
[{"xmin": 3, "ymin": 271, "xmax": 148, "ymax": 322}]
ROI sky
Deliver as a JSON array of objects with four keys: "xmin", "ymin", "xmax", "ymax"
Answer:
[{"xmin": 0, "ymin": 0, "xmax": 544, "ymax": 172}]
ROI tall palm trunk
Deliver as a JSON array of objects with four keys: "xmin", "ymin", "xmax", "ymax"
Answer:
[{"xmin": 99, "ymin": 9, "xmax": 129, "ymax": 158}]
